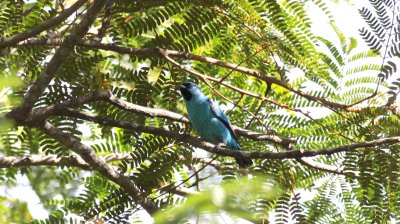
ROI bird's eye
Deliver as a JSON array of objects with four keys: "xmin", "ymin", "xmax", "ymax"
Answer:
[{"xmin": 184, "ymin": 83, "xmax": 194, "ymax": 89}]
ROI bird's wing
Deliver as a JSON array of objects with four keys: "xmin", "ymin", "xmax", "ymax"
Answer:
[{"xmin": 208, "ymin": 99, "xmax": 239, "ymax": 142}]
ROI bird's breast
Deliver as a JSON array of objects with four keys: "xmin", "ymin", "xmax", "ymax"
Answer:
[{"xmin": 186, "ymin": 101, "xmax": 230, "ymax": 144}]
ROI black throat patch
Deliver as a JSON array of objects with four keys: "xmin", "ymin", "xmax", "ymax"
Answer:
[{"xmin": 180, "ymin": 88, "xmax": 192, "ymax": 101}]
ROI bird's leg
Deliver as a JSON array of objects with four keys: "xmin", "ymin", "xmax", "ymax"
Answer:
[{"xmin": 214, "ymin": 143, "xmax": 226, "ymax": 151}]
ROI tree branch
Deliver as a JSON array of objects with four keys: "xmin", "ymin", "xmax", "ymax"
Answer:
[
  {"xmin": 2, "ymin": 124, "xmax": 345, "ymax": 178},
  {"xmin": 161, "ymin": 51, "xmax": 318, "ymax": 122},
  {"xmin": 55, "ymin": 108, "xmax": 400, "ymax": 160},
  {"xmin": 28, "ymin": 90, "xmax": 295, "ymax": 146},
  {"xmin": 164, "ymin": 50, "xmax": 354, "ymax": 111},
  {"xmin": 17, "ymin": 39, "xmax": 362, "ymax": 112},
  {"xmin": 105, "ymin": 92, "xmax": 294, "ymax": 145},
  {"xmin": 0, "ymin": 154, "xmax": 90, "ymax": 170},
  {"xmin": 96, "ymin": 0, "xmax": 115, "ymax": 40},
  {"xmin": 0, "ymin": 153, "xmax": 199, "ymax": 197},
  {"xmin": 11, "ymin": 0, "xmax": 109, "ymax": 122},
  {"xmin": 202, "ymin": 155, "xmax": 346, "ymax": 176},
  {"xmin": 0, "ymin": 153, "xmax": 138, "ymax": 170},
  {"xmin": 0, "ymin": 153, "xmax": 345, "ymax": 193},
  {"xmin": 0, "ymin": 0, "xmax": 87, "ymax": 49},
  {"xmin": 36, "ymin": 121, "xmax": 159, "ymax": 214},
  {"xmin": 29, "ymin": 91, "xmax": 110, "ymax": 118}
]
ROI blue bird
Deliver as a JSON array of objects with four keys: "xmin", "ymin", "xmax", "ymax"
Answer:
[{"xmin": 178, "ymin": 82, "xmax": 253, "ymax": 167}]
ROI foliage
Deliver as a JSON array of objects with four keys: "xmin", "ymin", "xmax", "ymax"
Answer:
[
  {"xmin": 0, "ymin": 196, "xmax": 32, "ymax": 223},
  {"xmin": 0, "ymin": 0, "xmax": 400, "ymax": 223},
  {"xmin": 154, "ymin": 176, "xmax": 281, "ymax": 223}
]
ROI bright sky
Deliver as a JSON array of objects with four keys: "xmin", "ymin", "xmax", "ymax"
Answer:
[
  {"xmin": 311, "ymin": 1, "xmax": 365, "ymax": 40},
  {"xmin": 0, "ymin": 0, "xmax": 377, "ymax": 223}
]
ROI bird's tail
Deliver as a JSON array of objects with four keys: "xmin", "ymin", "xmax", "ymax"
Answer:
[{"xmin": 230, "ymin": 141, "xmax": 253, "ymax": 168}]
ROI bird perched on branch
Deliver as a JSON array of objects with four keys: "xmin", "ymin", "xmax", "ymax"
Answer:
[{"xmin": 178, "ymin": 82, "xmax": 253, "ymax": 168}]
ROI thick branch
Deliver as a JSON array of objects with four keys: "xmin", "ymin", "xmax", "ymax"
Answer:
[
  {"xmin": 0, "ymin": 0, "xmax": 87, "ymax": 49},
  {"xmin": 104, "ymin": 92, "xmax": 294, "ymax": 145},
  {"xmin": 29, "ymin": 90, "xmax": 295, "ymax": 146},
  {"xmin": 12, "ymin": 0, "xmax": 109, "ymax": 121},
  {"xmin": 93, "ymin": 46, "xmax": 360, "ymax": 112},
  {"xmin": 0, "ymin": 152, "xmax": 346, "ymax": 179},
  {"xmin": 165, "ymin": 50, "xmax": 353, "ymax": 111},
  {"xmin": 56, "ymin": 109, "xmax": 400, "ymax": 160},
  {"xmin": 17, "ymin": 39, "xmax": 361, "ymax": 112},
  {"xmin": 37, "ymin": 121, "xmax": 158, "ymax": 214},
  {"xmin": 29, "ymin": 91, "xmax": 109, "ymax": 118}
]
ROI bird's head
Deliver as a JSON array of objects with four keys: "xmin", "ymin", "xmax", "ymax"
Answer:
[{"xmin": 178, "ymin": 82, "xmax": 204, "ymax": 101}]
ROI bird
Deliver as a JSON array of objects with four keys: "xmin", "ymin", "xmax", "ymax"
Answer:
[{"xmin": 178, "ymin": 82, "xmax": 253, "ymax": 168}]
